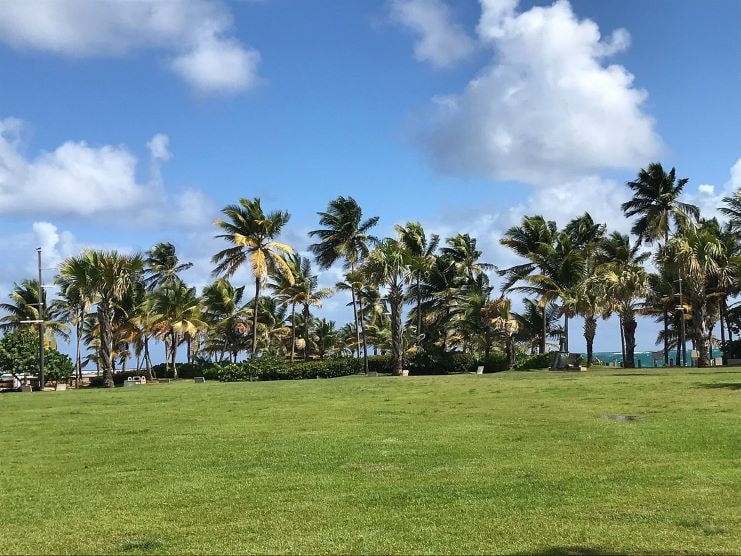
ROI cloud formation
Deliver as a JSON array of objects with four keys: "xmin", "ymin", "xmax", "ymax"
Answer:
[
  {"xmin": 0, "ymin": 0, "xmax": 260, "ymax": 94},
  {"xmin": 414, "ymin": 0, "xmax": 662, "ymax": 186},
  {"xmin": 0, "ymin": 118, "xmax": 215, "ymax": 227},
  {"xmin": 390, "ymin": 0, "xmax": 476, "ymax": 68}
]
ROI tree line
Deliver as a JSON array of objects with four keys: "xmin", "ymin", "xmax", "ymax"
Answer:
[{"xmin": 1, "ymin": 163, "xmax": 740, "ymax": 386}]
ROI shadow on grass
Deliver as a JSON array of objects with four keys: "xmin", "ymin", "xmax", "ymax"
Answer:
[
  {"xmin": 696, "ymin": 382, "xmax": 741, "ymax": 391},
  {"xmin": 515, "ymin": 546, "xmax": 667, "ymax": 556}
]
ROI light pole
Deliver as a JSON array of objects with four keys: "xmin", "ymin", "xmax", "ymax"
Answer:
[{"xmin": 37, "ymin": 248, "xmax": 45, "ymax": 390}]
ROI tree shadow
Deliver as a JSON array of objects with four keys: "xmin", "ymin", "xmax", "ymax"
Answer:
[
  {"xmin": 515, "ymin": 546, "xmax": 667, "ymax": 556},
  {"xmin": 697, "ymin": 382, "xmax": 741, "ymax": 390}
]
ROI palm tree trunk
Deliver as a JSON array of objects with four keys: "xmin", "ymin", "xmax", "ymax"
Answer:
[
  {"xmin": 390, "ymin": 286, "xmax": 404, "ymax": 375},
  {"xmin": 692, "ymin": 295, "xmax": 709, "ymax": 367},
  {"xmin": 720, "ymin": 298, "xmax": 727, "ymax": 365},
  {"xmin": 416, "ymin": 272, "xmax": 422, "ymax": 343},
  {"xmin": 584, "ymin": 314, "xmax": 596, "ymax": 367},
  {"xmin": 98, "ymin": 307, "xmax": 114, "ymax": 388},
  {"xmin": 304, "ymin": 305, "xmax": 310, "ymax": 361},
  {"xmin": 623, "ymin": 317, "xmax": 637, "ymax": 368},
  {"xmin": 619, "ymin": 315, "xmax": 626, "ymax": 364},
  {"xmin": 75, "ymin": 318, "xmax": 83, "ymax": 381},
  {"xmin": 290, "ymin": 302, "xmax": 296, "ymax": 362},
  {"xmin": 252, "ymin": 279, "xmax": 261, "ymax": 357},
  {"xmin": 563, "ymin": 312, "xmax": 569, "ymax": 352},
  {"xmin": 540, "ymin": 303, "xmax": 546, "ymax": 354},
  {"xmin": 663, "ymin": 309, "xmax": 669, "ymax": 366},
  {"xmin": 171, "ymin": 330, "xmax": 178, "ymax": 378},
  {"xmin": 144, "ymin": 337, "xmax": 154, "ymax": 380},
  {"xmin": 357, "ymin": 296, "xmax": 369, "ymax": 374}
]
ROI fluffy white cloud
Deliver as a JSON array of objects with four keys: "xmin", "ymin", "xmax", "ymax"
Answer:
[
  {"xmin": 0, "ymin": 0, "xmax": 260, "ymax": 94},
  {"xmin": 415, "ymin": 0, "xmax": 662, "ymax": 186},
  {"xmin": 390, "ymin": 0, "xmax": 476, "ymax": 68},
  {"xmin": 0, "ymin": 117, "xmax": 215, "ymax": 227}
]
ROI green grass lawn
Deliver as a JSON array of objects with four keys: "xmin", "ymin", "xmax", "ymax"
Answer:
[{"xmin": 1, "ymin": 368, "xmax": 739, "ymax": 555}]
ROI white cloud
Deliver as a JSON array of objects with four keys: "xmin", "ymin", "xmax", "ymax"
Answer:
[
  {"xmin": 415, "ymin": 0, "xmax": 662, "ymax": 186},
  {"xmin": 0, "ymin": 0, "xmax": 260, "ymax": 94},
  {"xmin": 390, "ymin": 0, "xmax": 476, "ymax": 68},
  {"xmin": 0, "ymin": 117, "xmax": 214, "ymax": 227},
  {"xmin": 686, "ymin": 158, "xmax": 741, "ymax": 222}
]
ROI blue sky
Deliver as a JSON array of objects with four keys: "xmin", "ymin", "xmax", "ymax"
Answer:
[{"xmin": 0, "ymin": 0, "xmax": 739, "ymax": 355}]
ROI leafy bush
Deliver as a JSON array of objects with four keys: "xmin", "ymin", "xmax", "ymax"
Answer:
[
  {"xmin": 480, "ymin": 351, "xmax": 508, "ymax": 373},
  {"xmin": 0, "ymin": 330, "xmax": 39, "ymax": 377},
  {"xmin": 516, "ymin": 351, "xmax": 555, "ymax": 370},
  {"xmin": 44, "ymin": 350, "xmax": 74, "ymax": 382},
  {"xmin": 365, "ymin": 355, "xmax": 393, "ymax": 374},
  {"xmin": 723, "ymin": 340, "xmax": 741, "ymax": 359},
  {"xmin": 213, "ymin": 356, "xmax": 361, "ymax": 382},
  {"xmin": 89, "ymin": 370, "xmax": 146, "ymax": 387},
  {"xmin": 404, "ymin": 350, "xmax": 477, "ymax": 375},
  {"xmin": 151, "ymin": 363, "xmax": 216, "ymax": 379}
]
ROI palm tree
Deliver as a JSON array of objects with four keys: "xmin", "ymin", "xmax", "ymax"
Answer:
[
  {"xmin": 486, "ymin": 297, "xmax": 519, "ymax": 369},
  {"xmin": 201, "ymin": 278, "xmax": 248, "ymax": 362},
  {"xmin": 361, "ymin": 239, "xmax": 413, "ymax": 375},
  {"xmin": 599, "ymin": 264, "xmax": 648, "ymax": 368},
  {"xmin": 309, "ymin": 196, "xmax": 378, "ymax": 360},
  {"xmin": 665, "ymin": 221, "xmax": 734, "ymax": 366},
  {"xmin": 512, "ymin": 298, "xmax": 559, "ymax": 354},
  {"xmin": 500, "ymin": 215, "xmax": 559, "ymax": 354},
  {"xmin": 0, "ymin": 279, "xmax": 68, "ymax": 346},
  {"xmin": 622, "ymin": 163, "xmax": 699, "ymax": 364},
  {"xmin": 82, "ymin": 250, "xmax": 144, "ymax": 387},
  {"xmin": 212, "ymin": 198, "xmax": 295, "ymax": 357},
  {"xmin": 395, "ymin": 222, "xmax": 439, "ymax": 344},
  {"xmin": 55, "ymin": 256, "xmax": 95, "ymax": 379},
  {"xmin": 720, "ymin": 189, "xmax": 741, "ymax": 233},
  {"xmin": 151, "ymin": 279, "xmax": 206, "ymax": 377},
  {"xmin": 144, "ymin": 242, "xmax": 193, "ymax": 290}
]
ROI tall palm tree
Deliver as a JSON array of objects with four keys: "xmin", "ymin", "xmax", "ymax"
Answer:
[
  {"xmin": 0, "ymin": 279, "xmax": 67, "ymax": 346},
  {"xmin": 201, "ymin": 278, "xmax": 248, "ymax": 362},
  {"xmin": 512, "ymin": 298, "xmax": 559, "ymax": 354},
  {"xmin": 486, "ymin": 297, "xmax": 519, "ymax": 369},
  {"xmin": 720, "ymin": 189, "xmax": 741, "ymax": 233},
  {"xmin": 309, "ymin": 196, "xmax": 378, "ymax": 359},
  {"xmin": 622, "ymin": 162, "xmax": 699, "ymax": 364},
  {"xmin": 144, "ymin": 242, "xmax": 193, "ymax": 290},
  {"xmin": 665, "ymin": 221, "xmax": 734, "ymax": 366},
  {"xmin": 212, "ymin": 198, "xmax": 295, "ymax": 357},
  {"xmin": 500, "ymin": 215, "xmax": 559, "ymax": 354},
  {"xmin": 55, "ymin": 256, "xmax": 96, "ymax": 379},
  {"xmin": 151, "ymin": 279, "xmax": 206, "ymax": 377},
  {"xmin": 361, "ymin": 239, "xmax": 413, "ymax": 375},
  {"xmin": 82, "ymin": 250, "xmax": 144, "ymax": 387},
  {"xmin": 395, "ymin": 222, "xmax": 439, "ymax": 344}
]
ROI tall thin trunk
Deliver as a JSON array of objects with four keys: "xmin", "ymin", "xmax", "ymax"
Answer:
[
  {"xmin": 390, "ymin": 286, "xmax": 404, "ymax": 375},
  {"xmin": 171, "ymin": 330, "xmax": 178, "ymax": 378},
  {"xmin": 350, "ymin": 263, "xmax": 361, "ymax": 358},
  {"xmin": 186, "ymin": 336, "xmax": 192, "ymax": 364},
  {"xmin": 252, "ymin": 279, "xmax": 261, "ymax": 357},
  {"xmin": 98, "ymin": 306, "xmax": 114, "ymax": 388},
  {"xmin": 75, "ymin": 316, "xmax": 83, "ymax": 381},
  {"xmin": 720, "ymin": 298, "xmax": 727, "ymax": 365},
  {"xmin": 304, "ymin": 305, "xmax": 310, "ymax": 361},
  {"xmin": 144, "ymin": 337, "xmax": 154, "ymax": 380},
  {"xmin": 663, "ymin": 309, "xmax": 669, "ymax": 366},
  {"xmin": 563, "ymin": 312, "xmax": 569, "ymax": 352},
  {"xmin": 619, "ymin": 315, "xmax": 626, "ymax": 364},
  {"xmin": 540, "ymin": 302, "xmax": 547, "ymax": 354},
  {"xmin": 692, "ymin": 294, "xmax": 709, "ymax": 367},
  {"xmin": 357, "ymin": 296, "xmax": 369, "ymax": 374},
  {"xmin": 290, "ymin": 302, "xmax": 297, "ymax": 362},
  {"xmin": 416, "ymin": 272, "xmax": 422, "ymax": 344},
  {"xmin": 584, "ymin": 314, "xmax": 597, "ymax": 367}
]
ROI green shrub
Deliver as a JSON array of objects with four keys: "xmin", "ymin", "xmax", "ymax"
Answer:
[
  {"xmin": 213, "ymin": 356, "xmax": 361, "ymax": 382},
  {"xmin": 44, "ymin": 350, "xmax": 74, "ymax": 382},
  {"xmin": 405, "ymin": 350, "xmax": 478, "ymax": 375},
  {"xmin": 516, "ymin": 351, "xmax": 555, "ymax": 370},
  {"xmin": 365, "ymin": 355, "xmax": 393, "ymax": 374},
  {"xmin": 723, "ymin": 340, "xmax": 741, "ymax": 359},
  {"xmin": 480, "ymin": 351, "xmax": 508, "ymax": 372}
]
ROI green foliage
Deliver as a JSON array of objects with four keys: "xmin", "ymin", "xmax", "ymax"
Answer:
[
  {"xmin": 213, "ymin": 356, "xmax": 362, "ymax": 382},
  {"xmin": 366, "ymin": 355, "xmax": 393, "ymax": 374},
  {"xmin": 480, "ymin": 351, "xmax": 508, "ymax": 372},
  {"xmin": 44, "ymin": 350, "xmax": 74, "ymax": 382},
  {"xmin": 404, "ymin": 350, "xmax": 478, "ymax": 375},
  {"xmin": 0, "ymin": 329, "xmax": 39, "ymax": 377},
  {"xmin": 516, "ymin": 351, "xmax": 555, "ymax": 370},
  {"xmin": 723, "ymin": 340, "xmax": 741, "ymax": 359}
]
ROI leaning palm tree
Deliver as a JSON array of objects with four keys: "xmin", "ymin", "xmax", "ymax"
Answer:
[
  {"xmin": 361, "ymin": 239, "xmax": 413, "ymax": 375},
  {"xmin": 309, "ymin": 196, "xmax": 378, "ymax": 358},
  {"xmin": 82, "ymin": 250, "xmax": 144, "ymax": 387},
  {"xmin": 212, "ymin": 198, "xmax": 295, "ymax": 357},
  {"xmin": 622, "ymin": 162, "xmax": 699, "ymax": 364},
  {"xmin": 144, "ymin": 242, "xmax": 193, "ymax": 290}
]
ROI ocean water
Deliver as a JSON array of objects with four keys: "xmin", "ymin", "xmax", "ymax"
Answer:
[{"xmin": 591, "ymin": 350, "xmax": 702, "ymax": 368}]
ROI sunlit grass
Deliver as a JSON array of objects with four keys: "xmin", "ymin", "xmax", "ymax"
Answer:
[{"xmin": 1, "ymin": 367, "xmax": 739, "ymax": 554}]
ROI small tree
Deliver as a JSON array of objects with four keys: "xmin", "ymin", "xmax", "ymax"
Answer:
[
  {"xmin": 0, "ymin": 330, "xmax": 39, "ymax": 382},
  {"xmin": 44, "ymin": 350, "xmax": 74, "ymax": 384}
]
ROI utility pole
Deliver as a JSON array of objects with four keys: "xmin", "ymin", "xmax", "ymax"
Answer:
[{"xmin": 37, "ymin": 248, "xmax": 45, "ymax": 390}]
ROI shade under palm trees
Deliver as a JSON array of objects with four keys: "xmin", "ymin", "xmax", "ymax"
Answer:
[{"xmin": 212, "ymin": 198, "xmax": 295, "ymax": 357}]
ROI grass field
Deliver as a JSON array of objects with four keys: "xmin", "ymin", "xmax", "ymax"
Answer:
[{"xmin": 1, "ymin": 368, "xmax": 739, "ymax": 555}]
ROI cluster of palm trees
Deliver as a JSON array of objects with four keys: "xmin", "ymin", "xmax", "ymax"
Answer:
[{"xmin": 1, "ymin": 163, "xmax": 740, "ymax": 383}]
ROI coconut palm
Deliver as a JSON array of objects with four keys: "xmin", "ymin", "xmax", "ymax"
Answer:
[
  {"xmin": 151, "ymin": 279, "xmax": 206, "ymax": 377},
  {"xmin": 201, "ymin": 278, "xmax": 248, "ymax": 362},
  {"xmin": 361, "ymin": 239, "xmax": 413, "ymax": 375},
  {"xmin": 622, "ymin": 163, "xmax": 699, "ymax": 364},
  {"xmin": 500, "ymin": 215, "xmax": 559, "ymax": 354},
  {"xmin": 665, "ymin": 221, "xmax": 734, "ymax": 366},
  {"xmin": 144, "ymin": 242, "xmax": 193, "ymax": 290},
  {"xmin": 309, "ymin": 196, "xmax": 378, "ymax": 359},
  {"xmin": 212, "ymin": 198, "xmax": 295, "ymax": 357},
  {"xmin": 313, "ymin": 318, "xmax": 339, "ymax": 359},
  {"xmin": 0, "ymin": 279, "xmax": 68, "ymax": 349},
  {"xmin": 395, "ymin": 222, "xmax": 439, "ymax": 344},
  {"xmin": 55, "ymin": 256, "xmax": 96, "ymax": 379},
  {"xmin": 720, "ymin": 189, "xmax": 741, "ymax": 233},
  {"xmin": 486, "ymin": 297, "xmax": 519, "ymax": 369},
  {"xmin": 512, "ymin": 298, "xmax": 560, "ymax": 354},
  {"xmin": 81, "ymin": 250, "xmax": 144, "ymax": 387}
]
